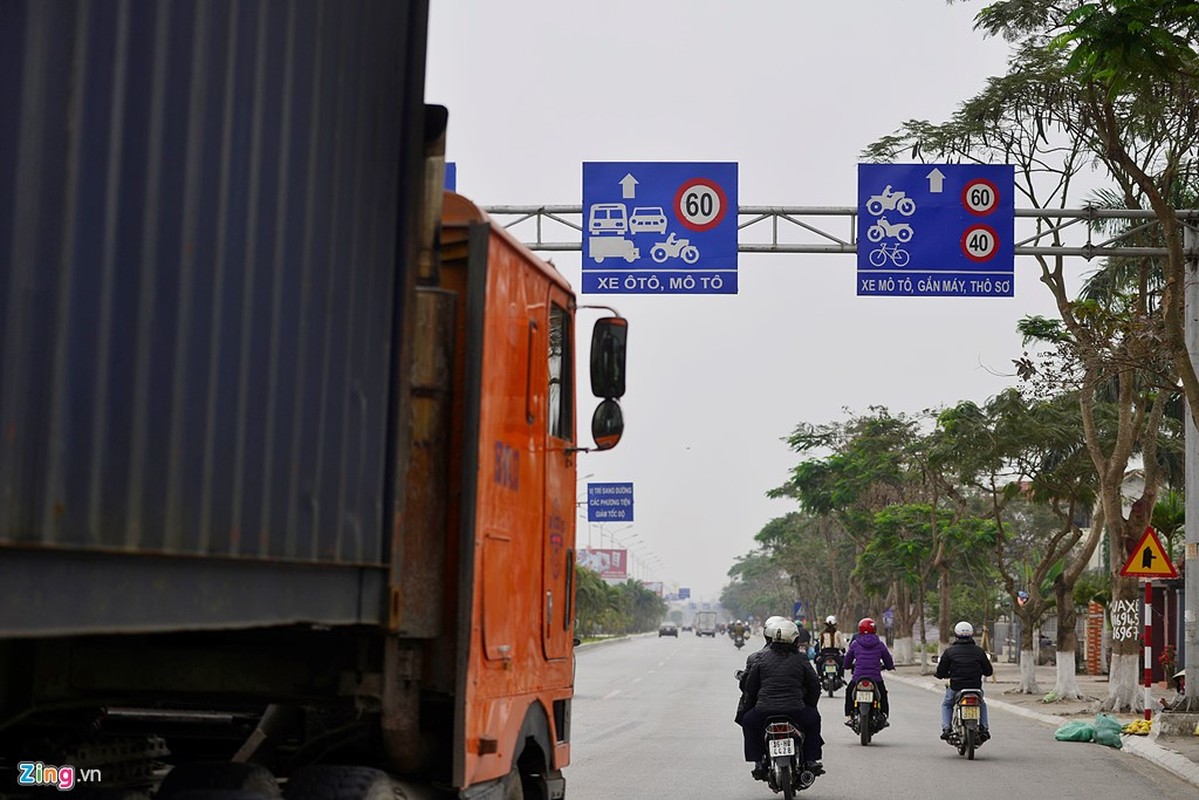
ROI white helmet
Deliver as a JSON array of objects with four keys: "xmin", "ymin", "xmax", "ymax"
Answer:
[
  {"xmin": 954, "ymin": 621, "xmax": 974, "ymax": 638},
  {"xmin": 763, "ymin": 615, "xmax": 786, "ymax": 641},
  {"xmin": 825, "ymin": 615, "xmax": 837, "ymax": 626},
  {"xmin": 772, "ymin": 619, "xmax": 800, "ymax": 644}
]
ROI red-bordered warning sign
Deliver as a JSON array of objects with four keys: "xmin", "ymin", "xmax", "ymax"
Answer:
[{"xmin": 1119, "ymin": 526, "xmax": 1178, "ymax": 578}]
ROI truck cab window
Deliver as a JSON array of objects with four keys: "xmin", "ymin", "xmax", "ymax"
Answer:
[{"xmin": 548, "ymin": 304, "xmax": 572, "ymax": 441}]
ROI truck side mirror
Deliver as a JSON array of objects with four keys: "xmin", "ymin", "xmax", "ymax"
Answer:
[
  {"xmin": 591, "ymin": 399, "xmax": 624, "ymax": 451},
  {"xmin": 589, "ymin": 317, "xmax": 627, "ymax": 399}
]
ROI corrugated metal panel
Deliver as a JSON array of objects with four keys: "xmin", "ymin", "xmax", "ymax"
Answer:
[{"xmin": 0, "ymin": 0, "xmax": 427, "ymax": 564}]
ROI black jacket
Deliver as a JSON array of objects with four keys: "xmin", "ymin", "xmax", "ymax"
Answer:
[
  {"xmin": 935, "ymin": 637, "xmax": 994, "ymax": 690},
  {"xmin": 744, "ymin": 643, "xmax": 821, "ymax": 712}
]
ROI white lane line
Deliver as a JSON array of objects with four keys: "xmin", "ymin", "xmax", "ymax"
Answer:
[
  {"xmin": 633, "ymin": 677, "xmax": 643, "ymax": 683},
  {"xmin": 602, "ymin": 689, "xmax": 621, "ymax": 700}
]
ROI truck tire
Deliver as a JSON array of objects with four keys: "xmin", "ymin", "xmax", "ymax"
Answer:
[
  {"xmin": 283, "ymin": 766, "xmax": 405, "ymax": 800},
  {"xmin": 158, "ymin": 763, "xmax": 281, "ymax": 799}
]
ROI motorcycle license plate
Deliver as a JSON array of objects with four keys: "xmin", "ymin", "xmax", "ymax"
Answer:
[
  {"xmin": 960, "ymin": 707, "xmax": 980, "ymax": 720},
  {"xmin": 856, "ymin": 691, "xmax": 874, "ymax": 703},
  {"xmin": 824, "ymin": 664, "xmax": 838, "ymax": 673},
  {"xmin": 768, "ymin": 738, "xmax": 796, "ymax": 758}
]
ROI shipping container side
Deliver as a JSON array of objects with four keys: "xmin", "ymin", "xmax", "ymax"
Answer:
[{"xmin": 0, "ymin": 0, "xmax": 431, "ymax": 634}]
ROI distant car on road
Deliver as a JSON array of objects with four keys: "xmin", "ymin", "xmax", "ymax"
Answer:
[
  {"xmin": 629, "ymin": 206, "xmax": 668, "ymax": 234},
  {"xmin": 658, "ymin": 622, "xmax": 679, "ymax": 637}
]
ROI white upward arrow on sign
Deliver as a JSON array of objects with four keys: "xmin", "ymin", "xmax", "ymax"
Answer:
[
  {"xmin": 620, "ymin": 174, "xmax": 638, "ymax": 199},
  {"xmin": 926, "ymin": 168, "xmax": 946, "ymax": 193}
]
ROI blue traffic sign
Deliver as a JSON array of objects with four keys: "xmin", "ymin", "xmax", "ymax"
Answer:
[
  {"xmin": 583, "ymin": 162, "xmax": 738, "ymax": 295},
  {"xmin": 587, "ymin": 482, "xmax": 634, "ymax": 522},
  {"xmin": 445, "ymin": 162, "xmax": 457, "ymax": 192},
  {"xmin": 857, "ymin": 164, "xmax": 1014, "ymax": 297}
]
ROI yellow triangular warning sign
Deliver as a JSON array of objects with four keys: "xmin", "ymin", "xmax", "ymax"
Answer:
[{"xmin": 1119, "ymin": 526, "xmax": 1178, "ymax": 579}]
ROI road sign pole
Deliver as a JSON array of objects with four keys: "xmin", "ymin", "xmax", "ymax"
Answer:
[{"xmin": 1144, "ymin": 580, "xmax": 1154, "ymax": 721}]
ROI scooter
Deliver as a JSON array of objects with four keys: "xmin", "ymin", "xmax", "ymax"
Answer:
[
  {"xmin": 848, "ymin": 678, "xmax": 887, "ymax": 746},
  {"xmin": 865, "ymin": 185, "xmax": 917, "ymax": 217},
  {"xmin": 762, "ymin": 716, "xmax": 818, "ymax": 799},
  {"xmin": 734, "ymin": 634, "xmax": 746, "ymax": 650},
  {"xmin": 945, "ymin": 688, "xmax": 987, "ymax": 760},
  {"xmin": 816, "ymin": 655, "xmax": 844, "ymax": 698},
  {"xmin": 650, "ymin": 233, "xmax": 700, "ymax": 264},
  {"xmin": 866, "ymin": 216, "xmax": 913, "ymax": 243}
]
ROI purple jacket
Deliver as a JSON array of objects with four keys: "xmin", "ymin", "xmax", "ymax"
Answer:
[{"xmin": 843, "ymin": 632, "xmax": 894, "ymax": 682}]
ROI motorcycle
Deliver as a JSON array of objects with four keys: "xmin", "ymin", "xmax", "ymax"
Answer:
[
  {"xmin": 865, "ymin": 185, "xmax": 917, "ymax": 217},
  {"xmin": 734, "ymin": 634, "xmax": 746, "ymax": 650},
  {"xmin": 650, "ymin": 233, "xmax": 700, "ymax": 264},
  {"xmin": 945, "ymin": 688, "xmax": 987, "ymax": 760},
  {"xmin": 848, "ymin": 678, "xmax": 887, "ymax": 746},
  {"xmin": 817, "ymin": 656, "xmax": 844, "ymax": 698},
  {"xmin": 762, "ymin": 716, "xmax": 818, "ymax": 799}
]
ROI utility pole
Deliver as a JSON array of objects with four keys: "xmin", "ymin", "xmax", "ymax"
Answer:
[{"xmin": 1185, "ymin": 223, "xmax": 1199, "ymax": 712}]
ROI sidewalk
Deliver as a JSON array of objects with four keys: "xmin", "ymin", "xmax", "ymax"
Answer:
[{"xmin": 889, "ymin": 659, "xmax": 1199, "ymax": 788}]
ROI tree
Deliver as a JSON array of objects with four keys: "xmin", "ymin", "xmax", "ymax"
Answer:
[
  {"xmin": 966, "ymin": 0, "xmax": 1199, "ymax": 434},
  {"xmin": 867, "ymin": 0, "xmax": 1192, "ymax": 709},
  {"xmin": 938, "ymin": 388, "xmax": 1101, "ymax": 695},
  {"xmin": 770, "ymin": 409, "xmax": 926, "ymax": 660}
]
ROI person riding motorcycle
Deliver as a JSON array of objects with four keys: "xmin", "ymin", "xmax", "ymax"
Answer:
[
  {"xmin": 842, "ymin": 617, "xmax": 894, "ymax": 727},
  {"xmin": 935, "ymin": 621, "xmax": 993, "ymax": 740},
  {"xmin": 815, "ymin": 615, "xmax": 847, "ymax": 676},
  {"xmin": 731, "ymin": 619, "xmax": 747, "ymax": 640},
  {"xmin": 739, "ymin": 619, "xmax": 824, "ymax": 780},
  {"xmin": 735, "ymin": 615, "xmax": 788, "ymax": 723}
]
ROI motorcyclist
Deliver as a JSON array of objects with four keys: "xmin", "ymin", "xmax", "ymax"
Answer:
[
  {"xmin": 731, "ymin": 619, "xmax": 747, "ymax": 641},
  {"xmin": 935, "ymin": 621, "xmax": 993, "ymax": 740},
  {"xmin": 815, "ymin": 615, "xmax": 847, "ymax": 677},
  {"xmin": 739, "ymin": 619, "xmax": 824, "ymax": 780},
  {"xmin": 735, "ymin": 616, "xmax": 788, "ymax": 721},
  {"xmin": 842, "ymin": 617, "xmax": 894, "ymax": 727}
]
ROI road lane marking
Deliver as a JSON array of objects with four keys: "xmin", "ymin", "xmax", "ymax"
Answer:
[{"xmin": 602, "ymin": 689, "xmax": 621, "ymax": 700}]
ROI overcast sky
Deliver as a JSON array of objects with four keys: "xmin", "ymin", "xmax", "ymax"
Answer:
[{"xmin": 426, "ymin": 1, "xmax": 1073, "ymax": 602}]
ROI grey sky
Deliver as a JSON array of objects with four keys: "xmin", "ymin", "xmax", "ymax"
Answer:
[{"xmin": 426, "ymin": 1, "xmax": 1065, "ymax": 601}]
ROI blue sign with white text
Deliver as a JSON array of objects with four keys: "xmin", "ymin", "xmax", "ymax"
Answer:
[
  {"xmin": 583, "ymin": 162, "xmax": 738, "ymax": 294},
  {"xmin": 587, "ymin": 482, "xmax": 634, "ymax": 522},
  {"xmin": 857, "ymin": 164, "xmax": 1014, "ymax": 297}
]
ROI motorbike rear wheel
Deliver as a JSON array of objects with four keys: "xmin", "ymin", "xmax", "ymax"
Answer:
[
  {"xmin": 774, "ymin": 761, "xmax": 795, "ymax": 800},
  {"xmin": 964, "ymin": 727, "xmax": 976, "ymax": 760},
  {"xmin": 859, "ymin": 704, "xmax": 872, "ymax": 746}
]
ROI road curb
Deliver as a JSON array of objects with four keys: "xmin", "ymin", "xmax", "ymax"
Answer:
[{"xmin": 887, "ymin": 671, "xmax": 1199, "ymax": 789}]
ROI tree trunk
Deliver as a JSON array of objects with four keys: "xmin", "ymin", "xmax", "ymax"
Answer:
[
  {"xmin": 918, "ymin": 579, "xmax": 931, "ymax": 675},
  {"xmin": 1011, "ymin": 611, "xmax": 1042, "ymax": 694},
  {"xmin": 892, "ymin": 581, "xmax": 921, "ymax": 665},
  {"xmin": 1049, "ymin": 578, "xmax": 1086, "ymax": 701},
  {"xmin": 1099, "ymin": 573, "xmax": 1144, "ymax": 713},
  {"xmin": 938, "ymin": 564, "xmax": 952, "ymax": 650},
  {"xmin": 893, "ymin": 636, "xmax": 915, "ymax": 664}
]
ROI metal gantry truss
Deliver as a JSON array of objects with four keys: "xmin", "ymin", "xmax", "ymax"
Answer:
[{"xmin": 481, "ymin": 205, "xmax": 1199, "ymax": 260}]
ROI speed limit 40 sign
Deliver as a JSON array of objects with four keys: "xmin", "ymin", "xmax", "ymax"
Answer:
[
  {"xmin": 582, "ymin": 162, "xmax": 738, "ymax": 295},
  {"xmin": 857, "ymin": 163, "xmax": 1015, "ymax": 298}
]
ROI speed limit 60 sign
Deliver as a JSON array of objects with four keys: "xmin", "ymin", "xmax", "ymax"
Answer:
[
  {"xmin": 857, "ymin": 163, "xmax": 1014, "ymax": 298},
  {"xmin": 582, "ymin": 162, "xmax": 738, "ymax": 295}
]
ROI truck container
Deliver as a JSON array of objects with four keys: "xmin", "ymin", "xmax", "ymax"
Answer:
[{"xmin": 0, "ymin": 2, "xmax": 626, "ymax": 797}]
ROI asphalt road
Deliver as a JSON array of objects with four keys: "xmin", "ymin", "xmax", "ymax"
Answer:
[{"xmin": 567, "ymin": 633, "xmax": 1196, "ymax": 799}]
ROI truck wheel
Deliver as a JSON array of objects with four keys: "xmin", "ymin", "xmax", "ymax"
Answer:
[
  {"xmin": 158, "ymin": 764, "xmax": 281, "ymax": 799},
  {"xmin": 503, "ymin": 767, "xmax": 525, "ymax": 800},
  {"xmin": 283, "ymin": 766, "xmax": 403, "ymax": 800}
]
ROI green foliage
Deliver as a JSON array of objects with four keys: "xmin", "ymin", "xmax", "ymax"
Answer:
[{"xmin": 574, "ymin": 567, "xmax": 666, "ymax": 636}]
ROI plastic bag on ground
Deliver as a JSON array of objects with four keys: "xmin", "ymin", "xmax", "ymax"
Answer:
[
  {"xmin": 1053, "ymin": 719, "xmax": 1095, "ymax": 742},
  {"xmin": 1093, "ymin": 713, "xmax": 1124, "ymax": 749}
]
